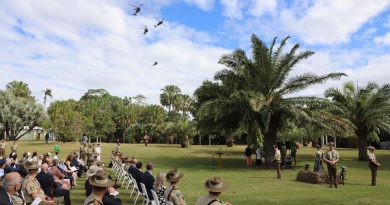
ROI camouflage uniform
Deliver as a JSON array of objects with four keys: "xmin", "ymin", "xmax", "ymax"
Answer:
[{"xmin": 164, "ymin": 184, "xmax": 186, "ymax": 205}]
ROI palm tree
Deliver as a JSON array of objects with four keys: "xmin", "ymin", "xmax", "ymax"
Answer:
[
  {"xmin": 160, "ymin": 85, "xmax": 181, "ymax": 120},
  {"xmin": 325, "ymin": 82, "xmax": 390, "ymax": 160},
  {"xmin": 6, "ymin": 81, "xmax": 33, "ymax": 99},
  {"xmin": 43, "ymin": 88, "xmax": 52, "ymax": 107},
  {"xmin": 195, "ymin": 34, "xmax": 349, "ymax": 165},
  {"xmin": 173, "ymin": 94, "xmax": 193, "ymax": 117}
]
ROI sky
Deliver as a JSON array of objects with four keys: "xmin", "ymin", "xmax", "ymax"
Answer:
[{"xmin": 1, "ymin": 0, "xmax": 390, "ymax": 105}]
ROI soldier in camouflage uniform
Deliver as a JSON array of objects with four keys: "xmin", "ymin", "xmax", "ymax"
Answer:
[
  {"xmin": 22, "ymin": 161, "xmax": 56, "ymax": 204},
  {"xmin": 164, "ymin": 169, "xmax": 186, "ymax": 205}
]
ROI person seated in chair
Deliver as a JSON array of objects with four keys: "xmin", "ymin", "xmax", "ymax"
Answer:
[{"xmin": 142, "ymin": 163, "xmax": 155, "ymax": 200}]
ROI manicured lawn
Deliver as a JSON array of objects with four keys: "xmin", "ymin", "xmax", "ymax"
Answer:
[{"xmin": 10, "ymin": 141, "xmax": 390, "ymax": 205}]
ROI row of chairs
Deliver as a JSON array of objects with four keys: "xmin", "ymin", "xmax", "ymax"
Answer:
[{"xmin": 111, "ymin": 159, "xmax": 173, "ymax": 205}]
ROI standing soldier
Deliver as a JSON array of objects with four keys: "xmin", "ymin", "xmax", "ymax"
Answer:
[
  {"xmin": 323, "ymin": 142, "xmax": 339, "ymax": 188},
  {"xmin": 80, "ymin": 143, "xmax": 87, "ymax": 162},
  {"xmin": 0, "ymin": 139, "xmax": 6, "ymax": 157},
  {"xmin": 367, "ymin": 146, "xmax": 381, "ymax": 186},
  {"xmin": 11, "ymin": 141, "xmax": 18, "ymax": 155},
  {"xmin": 273, "ymin": 145, "xmax": 281, "ymax": 179},
  {"xmin": 115, "ymin": 141, "xmax": 120, "ymax": 153},
  {"xmin": 164, "ymin": 169, "xmax": 186, "ymax": 205}
]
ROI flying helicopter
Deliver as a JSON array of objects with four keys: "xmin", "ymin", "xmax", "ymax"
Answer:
[
  {"xmin": 154, "ymin": 17, "xmax": 164, "ymax": 28},
  {"xmin": 130, "ymin": 4, "xmax": 143, "ymax": 16}
]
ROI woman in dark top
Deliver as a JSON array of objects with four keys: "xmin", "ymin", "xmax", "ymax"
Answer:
[{"xmin": 245, "ymin": 145, "xmax": 253, "ymax": 167}]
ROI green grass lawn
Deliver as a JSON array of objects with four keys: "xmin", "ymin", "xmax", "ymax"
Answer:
[{"xmin": 10, "ymin": 141, "xmax": 390, "ymax": 205}]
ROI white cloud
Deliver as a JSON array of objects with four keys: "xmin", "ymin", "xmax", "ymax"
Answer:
[
  {"xmin": 183, "ymin": 0, "xmax": 215, "ymax": 10},
  {"xmin": 293, "ymin": 51, "xmax": 390, "ymax": 97},
  {"xmin": 249, "ymin": 0, "xmax": 277, "ymax": 17},
  {"xmin": 220, "ymin": 0, "xmax": 244, "ymax": 20},
  {"xmin": 374, "ymin": 33, "xmax": 390, "ymax": 45},
  {"xmin": 280, "ymin": 0, "xmax": 390, "ymax": 45},
  {"xmin": 0, "ymin": 0, "xmax": 228, "ymax": 104}
]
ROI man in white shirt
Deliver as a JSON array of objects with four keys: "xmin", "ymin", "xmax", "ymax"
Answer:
[{"xmin": 95, "ymin": 144, "xmax": 102, "ymax": 161}]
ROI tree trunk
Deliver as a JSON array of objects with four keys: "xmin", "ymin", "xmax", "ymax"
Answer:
[
  {"xmin": 263, "ymin": 133, "xmax": 277, "ymax": 166},
  {"xmin": 357, "ymin": 132, "xmax": 368, "ymax": 161}
]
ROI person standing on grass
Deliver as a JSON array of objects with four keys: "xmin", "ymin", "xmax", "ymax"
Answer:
[
  {"xmin": 255, "ymin": 146, "xmax": 262, "ymax": 166},
  {"xmin": 144, "ymin": 134, "xmax": 150, "ymax": 147},
  {"xmin": 195, "ymin": 176, "xmax": 231, "ymax": 205},
  {"xmin": 314, "ymin": 145, "xmax": 323, "ymax": 172},
  {"xmin": 323, "ymin": 142, "xmax": 339, "ymax": 188},
  {"xmin": 45, "ymin": 132, "xmax": 50, "ymax": 144},
  {"xmin": 10, "ymin": 141, "xmax": 18, "ymax": 156},
  {"xmin": 367, "ymin": 146, "xmax": 381, "ymax": 186},
  {"xmin": 115, "ymin": 141, "xmax": 120, "ymax": 153},
  {"xmin": 0, "ymin": 139, "xmax": 6, "ymax": 158},
  {"xmin": 95, "ymin": 144, "xmax": 102, "ymax": 161},
  {"xmin": 273, "ymin": 145, "xmax": 281, "ymax": 179},
  {"xmin": 244, "ymin": 145, "xmax": 253, "ymax": 167}
]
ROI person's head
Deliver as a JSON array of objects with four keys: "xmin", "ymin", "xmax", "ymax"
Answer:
[
  {"xmin": 52, "ymin": 159, "xmax": 59, "ymax": 166},
  {"xmin": 166, "ymin": 169, "xmax": 184, "ymax": 185},
  {"xmin": 26, "ymin": 161, "xmax": 39, "ymax": 175},
  {"xmin": 1, "ymin": 172, "xmax": 22, "ymax": 194},
  {"xmin": 11, "ymin": 153, "xmax": 17, "ymax": 160},
  {"xmin": 89, "ymin": 170, "xmax": 114, "ymax": 194},
  {"xmin": 13, "ymin": 140, "xmax": 16, "ymax": 144},
  {"xmin": 328, "ymin": 142, "xmax": 334, "ymax": 150},
  {"xmin": 155, "ymin": 172, "xmax": 166, "ymax": 189},
  {"xmin": 97, "ymin": 143, "xmax": 100, "ymax": 147},
  {"xmin": 367, "ymin": 146, "xmax": 375, "ymax": 153},
  {"xmin": 55, "ymin": 152, "xmax": 59, "ymax": 156},
  {"xmin": 66, "ymin": 154, "xmax": 72, "ymax": 162},
  {"xmin": 41, "ymin": 163, "xmax": 49, "ymax": 172},
  {"xmin": 146, "ymin": 163, "xmax": 153, "ymax": 171},
  {"xmin": 204, "ymin": 176, "xmax": 229, "ymax": 196},
  {"xmin": 32, "ymin": 151, "xmax": 37, "ymax": 157},
  {"xmin": 131, "ymin": 158, "xmax": 137, "ymax": 165},
  {"xmin": 136, "ymin": 161, "xmax": 142, "ymax": 169},
  {"xmin": 22, "ymin": 152, "xmax": 27, "ymax": 158},
  {"xmin": 273, "ymin": 145, "xmax": 278, "ymax": 150},
  {"xmin": 316, "ymin": 145, "xmax": 321, "ymax": 150}
]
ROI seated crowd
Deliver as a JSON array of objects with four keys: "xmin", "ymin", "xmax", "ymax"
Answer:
[
  {"xmin": 109, "ymin": 151, "xmax": 232, "ymax": 205},
  {"xmin": 0, "ymin": 150, "xmax": 86, "ymax": 205},
  {"xmin": 0, "ymin": 145, "xmax": 231, "ymax": 205}
]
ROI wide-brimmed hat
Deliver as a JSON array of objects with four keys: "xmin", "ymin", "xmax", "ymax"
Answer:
[
  {"xmin": 204, "ymin": 176, "xmax": 229, "ymax": 192},
  {"xmin": 89, "ymin": 170, "xmax": 114, "ymax": 188},
  {"xmin": 367, "ymin": 146, "xmax": 376, "ymax": 150},
  {"xmin": 26, "ymin": 161, "xmax": 39, "ymax": 170},
  {"xmin": 87, "ymin": 165, "xmax": 100, "ymax": 177},
  {"xmin": 166, "ymin": 169, "xmax": 184, "ymax": 183}
]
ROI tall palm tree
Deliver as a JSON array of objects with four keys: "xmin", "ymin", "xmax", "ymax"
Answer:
[
  {"xmin": 43, "ymin": 88, "xmax": 52, "ymax": 107},
  {"xmin": 325, "ymin": 82, "xmax": 390, "ymax": 160},
  {"xmin": 195, "ymin": 34, "xmax": 350, "ymax": 165},
  {"xmin": 6, "ymin": 81, "xmax": 32, "ymax": 99},
  {"xmin": 160, "ymin": 85, "xmax": 181, "ymax": 120},
  {"xmin": 173, "ymin": 94, "xmax": 193, "ymax": 117}
]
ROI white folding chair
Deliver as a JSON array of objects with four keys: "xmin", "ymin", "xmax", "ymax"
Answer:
[
  {"xmin": 131, "ymin": 178, "xmax": 143, "ymax": 205},
  {"xmin": 140, "ymin": 183, "xmax": 152, "ymax": 205},
  {"xmin": 126, "ymin": 173, "xmax": 134, "ymax": 190},
  {"xmin": 151, "ymin": 190, "xmax": 160, "ymax": 205}
]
